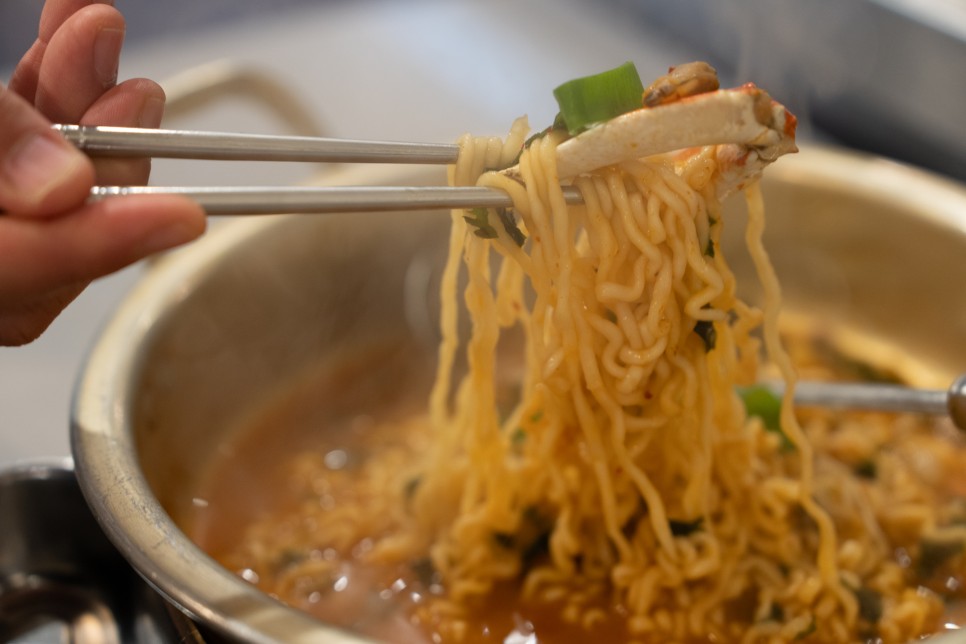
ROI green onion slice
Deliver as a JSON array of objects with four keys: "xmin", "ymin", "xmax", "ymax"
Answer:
[
  {"xmin": 738, "ymin": 384, "xmax": 795, "ymax": 451},
  {"xmin": 738, "ymin": 384, "xmax": 782, "ymax": 431},
  {"xmin": 552, "ymin": 61, "xmax": 645, "ymax": 136}
]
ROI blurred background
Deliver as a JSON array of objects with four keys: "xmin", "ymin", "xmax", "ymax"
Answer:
[{"xmin": 1, "ymin": 0, "xmax": 964, "ymax": 467}]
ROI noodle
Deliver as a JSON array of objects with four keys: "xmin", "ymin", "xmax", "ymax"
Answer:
[
  {"xmin": 404, "ymin": 121, "xmax": 943, "ymax": 641},
  {"xmin": 206, "ymin": 89, "xmax": 966, "ymax": 643},
  {"xmin": 381, "ymin": 122, "xmax": 867, "ymax": 639}
]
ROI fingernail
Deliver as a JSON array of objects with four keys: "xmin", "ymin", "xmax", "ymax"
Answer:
[
  {"xmin": 138, "ymin": 96, "xmax": 165, "ymax": 129},
  {"xmin": 3, "ymin": 133, "xmax": 87, "ymax": 206},
  {"xmin": 94, "ymin": 27, "xmax": 124, "ymax": 87}
]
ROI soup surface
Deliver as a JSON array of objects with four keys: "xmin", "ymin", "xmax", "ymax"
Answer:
[{"xmin": 185, "ymin": 327, "xmax": 966, "ymax": 643}]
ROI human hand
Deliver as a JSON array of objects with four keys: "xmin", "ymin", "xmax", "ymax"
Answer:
[{"xmin": 0, "ymin": 0, "xmax": 205, "ymax": 346}]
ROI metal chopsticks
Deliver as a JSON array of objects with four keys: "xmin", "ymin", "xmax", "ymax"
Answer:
[
  {"xmin": 54, "ymin": 124, "xmax": 460, "ymax": 164},
  {"xmin": 775, "ymin": 374, "xmax": 966, "ymax": 431},
  {"xmin": 88, "ymin": 185, "xmax": 584, "ymax": 215},
  {"xmin": 58, "ymin": 124, "xmax": 570, "ymax": 214}
]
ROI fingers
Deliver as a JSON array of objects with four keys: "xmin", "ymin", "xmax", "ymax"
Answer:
[
  {"xmin": 0, "ymin": 193, "xmax": 205, "ymax": 345},
  {"xmin": 7, "ymin": 41, "xmax": 47, "ymax": 103},
  {"xmin": 34, "ymin": 4, "xmax": 164, "ymax": 186},
  {"xmin": 82, "ymin": 78, "xmax": 166, "ymax": 186},
  {"xmin": 2, "ymin": 2, "xmax": 165, "ymax": 214},
  {"xmin": 0, "ymin": 195, "xmax": 206, "ymax": 301},
  {"xmin": 35, "ymin": 4, "xmax": 126, "ymax": 123},
  {"xmin": 0, "ymin": 0, "xmax": 197, "ymax": 346},
  {"xmin": 82, "ymin": 78, "xmax": 165, "ymax": 130},
  {"xmin": 8, "ymin": 0, "xmax": 114, "ymax": 102},
  {"xmin": 0, "ymin": 84, "xmax": 95, "ymax": 216}
]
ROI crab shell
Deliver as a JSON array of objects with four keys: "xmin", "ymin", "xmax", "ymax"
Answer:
[{"xmin": 552, "ymin": 84, "xmax": 798, "ymax": 191}]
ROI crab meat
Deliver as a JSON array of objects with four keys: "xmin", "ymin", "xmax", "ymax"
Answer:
[
  {"xmin": 551, "ymin": 84, "xmax": 797, "ymax": 184},
  {"xmin": 710, "ymin": 138, "xmax": 794, "ymax": 198},
  {"xmin": 643, "ymin": 61, "xmax": 720, "ymax": 107}
]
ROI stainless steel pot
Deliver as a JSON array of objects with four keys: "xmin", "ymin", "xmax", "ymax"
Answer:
[{"xmin": 71, "ymin": 146, "xmax": 966, "ymax": 643}]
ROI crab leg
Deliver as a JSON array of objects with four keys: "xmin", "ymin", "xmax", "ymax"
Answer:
[
  {"xmin": 710, "ymin": 138, "xmax": 794, "ymax": 198},
  {"xmin": 551, "ymin": 85, "xmax": 797, "ymax": 181}
]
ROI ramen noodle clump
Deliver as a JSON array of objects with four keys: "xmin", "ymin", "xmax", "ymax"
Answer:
[{"xmin": 211, "ymin": 74, "xmax": 966, "ymax": 643}]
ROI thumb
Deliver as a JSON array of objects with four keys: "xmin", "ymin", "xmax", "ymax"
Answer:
[{"xmin": 0, "ymin": 82, "xmax": 95, "ymax": 217}]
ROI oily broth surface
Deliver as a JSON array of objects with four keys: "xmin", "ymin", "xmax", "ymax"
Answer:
[
  {"xmin": 185, "ymin": 338, "xmax": 431, "ymax": 557},
  {"xmin": 183, "ymin": 330, "xmax": 966, "ymax": 643},
  {"xmin": 184, "ymin": 337, "xmax": 629, "ymax": 642}
]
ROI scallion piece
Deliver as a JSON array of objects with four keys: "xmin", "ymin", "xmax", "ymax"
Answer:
[
  {"xmin": 738, "ymin": 385, "xmax": 794, "ymax": 451},
  {"xmin": 693, "ymin": 320, "xmax": 716, "ymax": 352},
  {"xmin": 669, "ymin": 517, "xmax": 704, "ymax": 537},
  {"xmin": 463, "ymin": 208, "xmax": 498, "ymax": 239},
  {"xmin": 739, "ymin": 385, "xmax": 781, "ymax": 430},
  {"xmin": 552, "ymin": 61, "xmax": 645, "ymax": 136}
]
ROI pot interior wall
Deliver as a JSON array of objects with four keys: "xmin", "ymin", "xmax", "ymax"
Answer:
[{"xmin": 133, "ymin": 208, "xmax": 450, "ymax": 523}]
